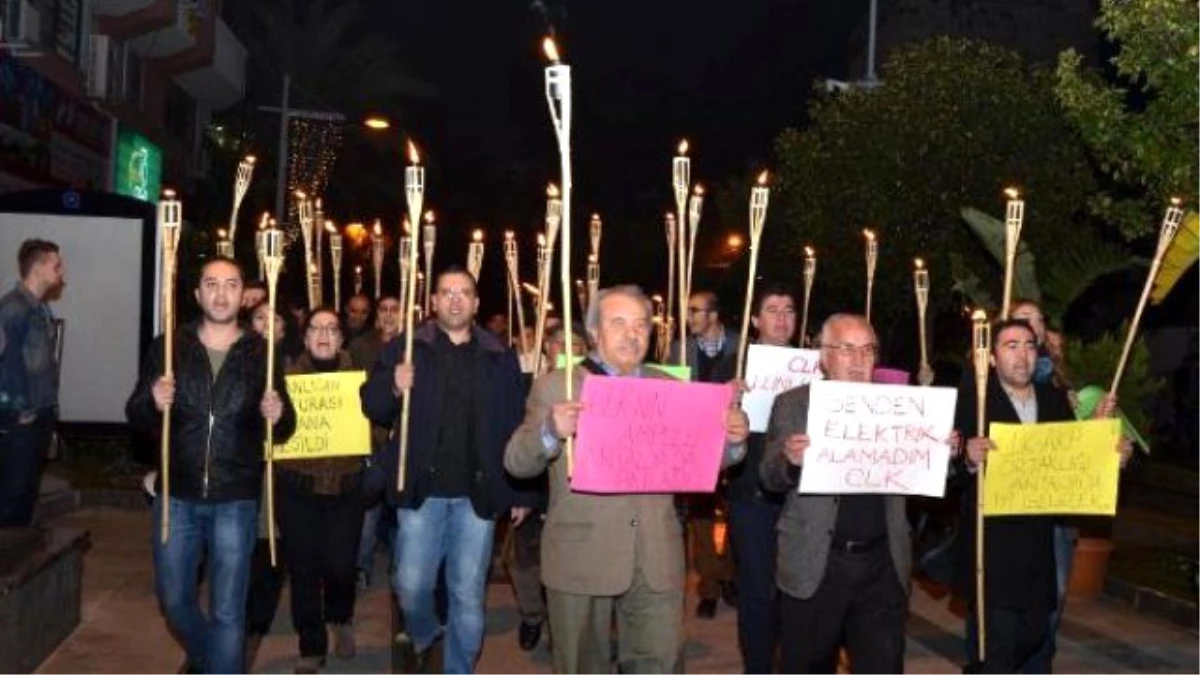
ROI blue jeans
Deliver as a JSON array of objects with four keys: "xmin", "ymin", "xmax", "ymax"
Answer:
[
  {"xmin": 963, "ymin": 525, "xmax": 1075, "ymax": 673},
  {"xmin": 152, "ymin": 496, "xmax": 258, "ymax": 674},
  {"xmin": 392, "ymin": 497, "xmax": 495, "ymax": 674},
  {"xmin": 729, "ymin": 498, "xmax": 782, "ymax": 673}
]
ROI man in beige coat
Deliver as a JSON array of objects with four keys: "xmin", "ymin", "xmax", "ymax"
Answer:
[{"xmin": 505, "ymin": 285, "xmax": 750, "ymax": 674}]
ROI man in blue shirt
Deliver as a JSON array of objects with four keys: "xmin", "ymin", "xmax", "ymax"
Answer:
[{"xmin": 0, "ymin": 239, "xmax": 65, "ymax": 527}]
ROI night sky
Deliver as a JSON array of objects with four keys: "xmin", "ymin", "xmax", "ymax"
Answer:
[{"xmin": 352, "ymin": 0, "xmax": 864, "ymax": 304}]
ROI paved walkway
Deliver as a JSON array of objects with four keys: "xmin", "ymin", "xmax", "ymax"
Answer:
[{"xmin": 36, "ymin": 507, "xmax": 1199, "ymax": 674}]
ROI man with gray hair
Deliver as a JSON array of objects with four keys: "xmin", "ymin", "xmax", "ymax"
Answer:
[
  {"xmin": 505, "ymin": 284, "xmax": 751, "ymax": 673},
  {"xmin": 759, "ymin": 313, "xmax": 912, "ymax": 672}
]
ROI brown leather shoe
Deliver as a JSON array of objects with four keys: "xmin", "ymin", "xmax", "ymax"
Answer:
[{"xmin": 333, "ymin": 623, "xmax": 357, "ymax": 660}]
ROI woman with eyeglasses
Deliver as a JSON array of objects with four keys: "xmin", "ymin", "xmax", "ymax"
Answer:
[{"xmin": 274, "ymin": 308, "xmax": 365, "ymax": 673}]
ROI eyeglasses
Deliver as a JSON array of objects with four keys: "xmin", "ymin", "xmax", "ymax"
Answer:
[
  {"xmin": 437, "ymin": 288, "xmax": 476, "ymax": 300},
  {"xmin": 687, "ymin": 307, "xmax": 714, "ymax": 315},
  {"xmin": 307, "ymin": 325, "xmax": 341, "ymax": 336},
  {"xmin": 821, "ymin": 343, "xmax": 877, "ymax": 358}
]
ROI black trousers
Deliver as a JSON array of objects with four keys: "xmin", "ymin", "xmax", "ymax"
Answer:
[
  {"xmin": 729, "ymin": 498, "xmax": 782, "ymax": 673},
  {"xmin": 0, "ymin": 412, "xmax": 52, "ymax": 526},
  {"xmin": 779, "ymin": 546, "xmax": 907, "ymax": 674},
  {"xmin": 276, "ymin": 476, "xmax": 364, "ymax": 657},
  {"xmin": 970, "ymin": 602, "xmax": 1052, "ymax": 674},
  {"xmin": 245, "ymin": 537, "xmax": 286, "ymax": 635}
]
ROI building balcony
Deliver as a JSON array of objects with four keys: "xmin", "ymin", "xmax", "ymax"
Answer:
[
  {"xmin": 98, "ymin": 0, "xmax": 198, "ymax": 59},
  {"xmin": 91, "ymin": 0, "xmax": 156, "ymax": 18},
  {"xmin": 169, "ymin": 17, "xmax": 245, "ymax": 110}
]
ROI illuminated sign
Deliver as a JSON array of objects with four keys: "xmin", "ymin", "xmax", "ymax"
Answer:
[{"xmin": 113, "ymin": 128, "xmax": 162, "ymax": 202}]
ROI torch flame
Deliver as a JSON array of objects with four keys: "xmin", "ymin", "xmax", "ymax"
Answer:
[
  {"xmin": 547, "ymin": 183, "xmax": 560, "ymax": 198},
  {"xmin": 677, "ymin": 139, "xmax": 689, "ymax": 156},
  {"xmin": 373, "ymin": 221, "xmax": 382, "ymax": 236},
  {"xmin": 971, "ymin": 309, "xmax": 988, "ymax": 323},
  {"xmin": 804, "ymin": 246, "xmax": 815, "ymax": 257},
  {"xmin": 542, "ymin": 37, "xmax": 560, "ymax": 64},
  {"xmin": 163, "ymin": 188, "xmax": 177, "ymax": 198},
  {"xmin": 505, "ymin": 230, "xmax": 514, "ymax": 241},
  {"xmin": 694, "ymin": 184, "xmax": 705, "ymax": 196},
  {"xmin": 537, "ymin": 233, "xmax": 547, "ymax": 246},
  {"xmin": 591, "ymin": 213, "xmax": 601, "ymax": 223},
  {"xmin": 295, "ymin": 189, "xmax": 307, "ymax": 199},
  {"xmin": 407, "ymin": 141, "xmax": 420, "ymax": 165},
  {"xmin": 756, "ymin": 170, "xmax": 769, "ymax": 186},
  {"xmin": 424, "ymin": 210, "xmax": 435, "ymax": 224},
  {"xmin": 1170, "ymin": 196, "xmax": 1182, "ymax": 207},
  {"xmin": 1004, "ymin": 187, "xmax": 1020, "ymax": 200},
  {"xmin": 863, "ymin": 228, "xmax": 875, "ymax": 241},
  {"xmin": 325, "ymin": 221, "xmax": 336, "ymax": 234},
  {"xmin": 915, "ymin": 257, "xmax": 925, "ymax": 269},
  {"xmin": 472, "ymin": 229, "xmax": 484, "ymax": 242},
  {"xmin": 217, "ymin": 228, "xmax": 227, "ymax": 239},
  {"xmin": 244, "ymin": 155, "xmax": 257, "ymax": 165},
  {"xmin": 258, "ymin": 213, "xmax": 269, "ymax": 230}
]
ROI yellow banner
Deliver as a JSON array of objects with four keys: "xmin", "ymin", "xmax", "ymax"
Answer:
[
  {"xmin": 274, "ymin": 371, "xmax": 371, "ymax": 460},
  {"xmin": 983, "ymin": 419, "xmax": 1121, "ymax": 516}
]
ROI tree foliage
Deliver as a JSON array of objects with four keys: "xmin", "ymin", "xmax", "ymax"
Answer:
[
  {"xmin": 1055, "ymin": 0, "xmax": 1200, "ymax": 239},
  {"xmin": 769, "ymin": 37, "xmax": 1094, "ymax": 346}
]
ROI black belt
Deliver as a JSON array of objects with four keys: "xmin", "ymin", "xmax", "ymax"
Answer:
[{"xmin": 830, "ymin": 534, "xmax": 887, "ymax": 555}]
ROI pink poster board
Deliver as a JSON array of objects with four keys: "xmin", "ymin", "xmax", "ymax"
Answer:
[{"xmin": 571, "ymin": 376, "xmax": 733, "ymax": 494}]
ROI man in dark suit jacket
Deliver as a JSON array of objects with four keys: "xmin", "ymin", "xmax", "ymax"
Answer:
[
  {"xmin": 956, "ymin": 318, "xmax": 1130, "ymax": 672},
  {"xmin": 760, "ymin": 313, "xmax": 913, "ymax": 673}
]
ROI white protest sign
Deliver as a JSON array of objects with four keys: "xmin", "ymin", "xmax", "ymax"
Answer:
[
  {"xmin": 741, "ymin": 345, "xmax": 823, "ymax": 432},
  {"xmin": 799, "ymin": 380, "xmax": 957, "ymax": 497}
]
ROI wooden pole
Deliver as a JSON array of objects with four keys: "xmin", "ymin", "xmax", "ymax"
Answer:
[
  {"xmin": 735, "ymin": 173, "xmax": 770, "ymax": 382},
  {"xmin": 800, "ymin": 248, "xmax": 815, "ymax": 347},
  {"xmin": 971, "ymin": 310, "xmax": 991, "ymax": 664},
  {"xmin": 398, "ymin": 143, "xmax": 425, "ymax": 491},
  {"xmin": 1001, "ymin": 188, "xmax": 1025, "ymax": 319},
  {"xmin": 261, "ymin": 229, "xmax": 284, "ymax": 566},
  {"xmin": 1109, "ymin": 199, "xmax": 1185, "ymax": 395},
  {"xmin": 157, "ymin": 193, "xmax": 181, "ymax": 544}
]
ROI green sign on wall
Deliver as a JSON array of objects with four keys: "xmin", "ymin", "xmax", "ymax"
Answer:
[{"xmin": 113, "ymin": 128, "xmax": 162, "ymax": 202}]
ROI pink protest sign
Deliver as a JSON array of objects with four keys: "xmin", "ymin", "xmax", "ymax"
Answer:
[
  {"xmin": 571, "ymin": 376, "xmax": 733, "ymax": 494},
  {"xmin": 872, "ymin": 367, "xmax": 911, "ymax": 385}
]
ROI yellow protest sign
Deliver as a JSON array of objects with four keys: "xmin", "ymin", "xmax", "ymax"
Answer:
[
  {"xmin": 274, "ymin": 371, "xmax": 371, "ymax": 460},
  {"xmin": 983, "ymin": 419, "xmax": 1121, "ymax": 516}
]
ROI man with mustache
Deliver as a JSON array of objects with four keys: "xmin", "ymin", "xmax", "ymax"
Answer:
[
  {"xmin": 126, "ymin": 256, "xmax": 296, "ymax": 673},
  {"xmin": 505, "ymin": 284, "xmax": 750, "ymax": 673}
]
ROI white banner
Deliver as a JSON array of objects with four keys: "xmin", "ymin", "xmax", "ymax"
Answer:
[
  {"xmin": 799, "ymin": 380, "xmax": 958, "ymax": 497},
  {"xmin": 741, "ymin": 344, "xmax": 823, "ymax": 432}
]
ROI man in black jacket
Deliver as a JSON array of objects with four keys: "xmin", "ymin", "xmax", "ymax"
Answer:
[
  {"xmin": 361, "ymin": 266, "xmax": 536, "ymax": 673},
  {"xmin": 127, "ymin": 257, "xmax": 295, "ymax": 674},
  {"xmin": 956, "ymin": 318, "xmax": 1127, "ymax": 672}
]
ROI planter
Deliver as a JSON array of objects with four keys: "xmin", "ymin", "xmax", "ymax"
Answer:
[{"xmin": 1067, "ymin": 536, "xmax": 1114, "ymax": 600}]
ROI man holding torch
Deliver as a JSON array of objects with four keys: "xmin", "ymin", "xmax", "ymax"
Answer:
[
  {"xmin": 360, "ymin": 266, "xmax": 538, "ymax": 674},
  {"xmin": 125, "ymin": 257, "xmax": 296, "ymax": 674},
  {"xmin": 504, "ymin": 284, "xmax": 749, "ymax": 674}
]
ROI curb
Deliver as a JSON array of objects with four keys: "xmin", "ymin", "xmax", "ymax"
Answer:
[{"xmin": 1105, "ymin": 575, "xmax": 1199, "ymax": 631}]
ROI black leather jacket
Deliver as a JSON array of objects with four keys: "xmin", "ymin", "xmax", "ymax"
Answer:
[{"xmin": 126, "ymin": 322, "xmax": 296, "ymax": 501}]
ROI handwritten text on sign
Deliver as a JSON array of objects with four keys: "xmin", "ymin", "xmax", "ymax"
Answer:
[
  {"xmin": 742, "ymin": 345, "xmax": 823, "ymax": 432},
  {"xmin": 572, "ymin": 376, "xmax": 732, "ymax": 494},
  {"xmin": 274, "ymin": 371, "xmax": 371, "ymax": 460},
  {"xmin": 799, "ymin": 380, "xmax": 957, "ymax": 497},
  {"xmin": 983, "ymin": 419, "xmax": 1121, "ymax": 516}
]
